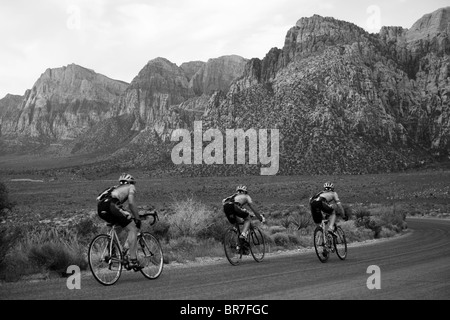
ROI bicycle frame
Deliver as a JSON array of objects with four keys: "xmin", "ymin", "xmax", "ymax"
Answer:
[
  {"xmin": 106, "ymin": 211, "xmax": 159, "ymax": 263},
  {"xmin": 320, "ymin": 219, "xmax": 329, "ymax": 245},
  {"xmin": 106, "ymin": 226, "xmax": 126, "ymax": 265}
]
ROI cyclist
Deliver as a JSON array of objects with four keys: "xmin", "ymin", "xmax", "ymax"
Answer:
[
  {"xmin": 309, "ymin": 182, "xmax": 346, "ymax": 235},
  {"xmin": 97, "ymin": 173, "xmax": 142, "ymax": 269},
  {"xmin": 222, "ymin": 185, "xmax": 265, "ymax": 250}
]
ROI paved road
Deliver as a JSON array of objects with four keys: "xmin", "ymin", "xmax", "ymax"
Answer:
[{"xmin": 1, "ymin": 217, "xmax": 449, "ymax": 302}]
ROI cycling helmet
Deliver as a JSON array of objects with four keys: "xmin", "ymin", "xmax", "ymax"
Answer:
[
  {"xmin": 323, "ymin": 182, "xmax": 334, "ymax": 191},
  {"xmin": 236, "ymin": 185, "xmax": 248, "ymax": 193},
  {"xmin": 119, "ymin": 173, "xmax": 136, "ymax": 184}
]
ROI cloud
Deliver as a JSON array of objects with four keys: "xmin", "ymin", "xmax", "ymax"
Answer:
[{"xmin": 1, "ymin": 0, "xmax": 449, "ymax": 98}]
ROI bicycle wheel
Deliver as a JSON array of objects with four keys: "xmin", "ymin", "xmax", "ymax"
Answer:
[
  {"xmin": 223, "ymin": 228, "xmax": 242, "ymax": 266},
  {"xmin": 88, "ymin": 234, "xmax": 122, "ymax": 286},
  {"xmin": 249, "ymin": 227, "xmax": 265, "ymax": 262},
  {"xmin": 313, "ymin": 227, "xmax": 329, "ymax": 263},
  {"xmin": 333, "ymin": 226, "xmax": 347, "ymax": 260},
  {"xmin": 137, "ymin": 232, "xmax": 164, "ymax": 279}
]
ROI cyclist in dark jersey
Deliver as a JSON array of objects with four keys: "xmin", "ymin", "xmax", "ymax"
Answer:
[{"xmin": 310, "ymin": 182, "xmax": 345, "ymax": 234}]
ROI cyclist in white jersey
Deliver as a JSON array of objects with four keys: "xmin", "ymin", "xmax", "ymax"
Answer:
[
  {"xmin": 309, "ymin": 182, "xmax": 345, "ymax": 234},
  {"xmin": 222, "ymin": 185, "xmax": 265, "ymax": 241},
  {"xmin": 97, "ymin": 173, "xmax": 142, "ymax": 269}
]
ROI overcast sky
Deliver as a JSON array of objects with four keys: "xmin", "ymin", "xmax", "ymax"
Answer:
[{"xmin": 0, "ymin": 0, "xmax": 448, "ymax": 99}]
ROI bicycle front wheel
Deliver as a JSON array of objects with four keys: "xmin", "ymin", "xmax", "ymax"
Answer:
[
  {"xmin": 223, "ymin": 228, "xmax": 242, "ymax": 266},
  {"xmin": 313, "ymin": 227, "xmax": 329, "ymax": 263},
  {"xmin": 88, "ymin": 234, "xmax": 122, "ymax": 286},
  {"xmin": 333, "ymin": 226, "xmax": 347, "ymax": 260},
  {"xmin": 249, "ymin": 227, "xmax": 265, "ymax": 262},
  {"xmin": 137, "ymin": 232, "xmax": 164, "ymax": 279}
]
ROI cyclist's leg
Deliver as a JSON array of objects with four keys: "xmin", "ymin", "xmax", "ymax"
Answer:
[
  {"xmin": 233, "ymin": 204, "xmax": 250, "ymax": 238},
  {"xmin": 109, "ymin": 203, "xmax": 136, "ymax": 257},
  {"xmin": 321, "ymin": 202, "xmax": 336, "ymax": 232},
  {"xmin": 124, "ymin": 223, "xmax": 139, "ymax": 261}
]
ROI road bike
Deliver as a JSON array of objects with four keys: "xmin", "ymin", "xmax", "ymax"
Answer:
[
  {"xmin": 88, "ymin": 211, "xmax": 164, "ymax": 286},
  {"xmin": 313, "ymin": 217, "xmax": 347, "ymax": 263},
  {"xmin": 223, "ymin": 215, "xmax": 266, "ymax": 266}
]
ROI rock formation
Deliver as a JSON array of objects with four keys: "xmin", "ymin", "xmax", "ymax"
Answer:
[{"xmin": 0, "ymin": 7, "xmax": 449, "ymax": 176}]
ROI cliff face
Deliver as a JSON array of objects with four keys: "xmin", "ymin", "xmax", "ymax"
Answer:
[
  {"xmin": 377, "ymin": 7, "xmax": 450, "ymax": 152},
  {"xmin": 111, "ymin": 57, "xmax": 195, "ymax": 136},
  {"xmin": 189, "ymin": 55, "xmax": 248, "ymax": 95},
  {"xmin": 0, "ymin": 7, "xmax": 449, "ymax": 176},
  {"xmin": 0, "ymin": 94, "xmax": 24, "ymax": 136},
  {"xmin": 107, "ymin": 56, "xmax": 246, "ymax": 138},
  {"xmin": 0, "ymin": 64, "xmax": 128, "ymax": 140},
  {"xmin": 195, "ymin": 10, "xmax": 450, "ymax": 175}
]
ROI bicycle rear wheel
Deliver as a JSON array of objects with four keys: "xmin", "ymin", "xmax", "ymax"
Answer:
[
  {"xmin": 313, "ymin": 227, "xmax": 329, "ymax": 263},
  {"xmin": 137, "ymin": 232, "xmax": 164, "ymax": 279},
  {"xmin": 88, "ymin": 234, "xmax": 122, "ymax": 286},
  {"xmin": 249, "ymin": 227, "xmax": 265, "ymax": 262},
  {"xmin": 333, "ymin": 226, "xmax": 347, "ymax": 260},
  {"xmin": 223, "ymin": 228, "xmax": 242, "ymax": 266}
]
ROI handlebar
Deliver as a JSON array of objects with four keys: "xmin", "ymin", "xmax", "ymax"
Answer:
[
  {"xmin": 250, "ymin": 213, "xmax": 266, "ymax": 224},
  {"xmin": 137, "ymin": 210, "xmax": 159, "ymax": 226}
]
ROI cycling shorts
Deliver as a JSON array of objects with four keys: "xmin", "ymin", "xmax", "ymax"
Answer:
[
  {"xmin": 97, "ymin": 198, "xmax": 132, "ymax": 228},
  {"xmin": 223, "ymin": 202, "xmax": 250, "ymax": 224},
  {"xmin": 310, "ymin": 198, "xmax": 334, "ymax": 224}
]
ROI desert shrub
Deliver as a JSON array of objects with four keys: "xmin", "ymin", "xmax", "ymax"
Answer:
[
  {"xmin": 287, "ymin": 233, "xmax": 301, "ymax": 245},
  {"xmin": 164, "ymin": 236, "xmax": 222, "ymax": 263},
  {"xmin": 270, "ymin": 232, "xmax": 290, "ymax": 246},
  {"xmin": 355, "ymin": 216, "xmax": 383, "ymax": 237},
  {"xmin": 0, "ymin": 248, "xmax": 34, "ymax": 282},
  {"xmin": 166, "ymin": 196, "xmax": 213, "ymax": 238},
  {"xmin": 197, "ymin": 208, "xmax": 230, "ymax": 242},
  {"xmin": 339, "ymin": 221, "xmax": 374, "ymax": 242},
  {"xmin": 28, "ymin": 241, "xmax": 87, "ymax": 273},
  {"xmin": 354, "ymin": 207, "xmax": 371, "ymax": 220},
  {"xmin": 279, "ymin": 216, "xmax": 292, "ymax": 229},
  {"xmin": 72, "ymin": 218, "xmax": 99, "ymax": 244},
  {"xmin": 148, "ymin": 218, "xmax": 171, "ymax": 241},
  {"xmin": 167, "ymin": 236, "xmax": 197, "ymax": 253},
  {"xmin": 377, "ymin": 208, "xmax": 407, "ymax": 232},
  {"xmin": 296, "ymin": 234, "xmax": 313, "ymax": 248},
  {"xmin": 266, "ymin": 205, "xmax": 284, "ymax": 219},
  {"xmin": 290, "ymin": 212, "xmax": 314, "ymax": 230},
  {"xmin": 0, "ymin": 225, "xmax": 22, "ymax": 266},
  {"xmin": 0, "ymin": 223, "xmax": 88, "ymax": 281},
  {"xmin": 379, "ymin": 227, "xmax": 396, "ymax": 238},
  {"xmin": 0, "ymin": 182, "xmax": 15, "ymax": 218},
  {"xmin": 342, "ymin": 204, "xmax": 353, "ymax": 220},
  {"xmin": 267, "ymin": 226, "xmax": 287, "ymax": 235}
]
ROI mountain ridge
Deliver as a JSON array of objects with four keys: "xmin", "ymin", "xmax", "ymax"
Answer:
[{"xmin": 1, "ymin": 7, "xmax": 449, "ymax": 177}]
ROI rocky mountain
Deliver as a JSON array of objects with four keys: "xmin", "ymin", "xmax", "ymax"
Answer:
[
  {"xmin": 0, "ymin": 94, "xmax": 23, "ymax": 135},
  {"xmin": 0, "ymin": 7, "xmax": 449, "ymax": 177},
  {"xmin": 0, "ymin": 64, "xmax": 129, "ymax": 141},
  {"xmin": 177, "ymin": 8, "xmax": 450, "ymax": 175}
]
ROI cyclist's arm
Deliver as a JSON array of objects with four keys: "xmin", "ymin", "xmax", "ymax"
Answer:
[
  {"xmin": 333, "ymin": 193, "xmax": 345, "ymax": 216},
  {"xmin": 336, "ymin": 202, "xmax": 344, "ymax": 215},
  {"xmin": 247, "ymin": 203, "xmax": 264, "ymax": 222},
  {"xmin": 128, "ymin": 193, "xmax": 140, "ymax": 220}
]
